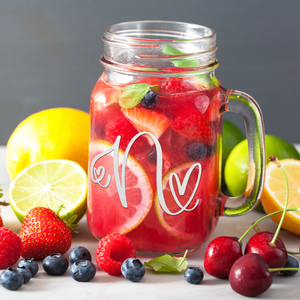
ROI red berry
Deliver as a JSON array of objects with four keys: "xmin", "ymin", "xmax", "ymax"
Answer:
[
  {"xmin": 96, "ymin": 233, "xmax": 136, "ymax": 276},
  {"xmin": 0, "ymin": 216, "xmax": 3, "ymax": 228},
  {"xmin": 121, "ymin": 106, "xmax": 170, "ymax": 146},
  {"xmin": 229, "ymin": 253, "xmax": 272, "ymax": 297},
  {"xmin": 204, "ymin": 236, "xmax": 243, "ymax": 279},
  {"xmin": 105, "ymin": 112, "xmax": 150, "ymax": 154},
  {"xmin": 19, "ymin": 206, "xmax": 73, "ymax": 260},
  {"xmin": 244, "ymin": 231, "xmax": 288, "ymax": 270},
  {"xmin": 0, "ymin": 227, "xmax": 22, "ymax": 268},
  {"xmin": 159, "ymin": 78, "xmax": 196, "ymax": 95},
  {"xmin": 172, "ymin": 109, "xmax": 215, "ymax": 145}
]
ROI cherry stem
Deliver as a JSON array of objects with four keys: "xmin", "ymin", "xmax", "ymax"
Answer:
[
  {"xmin": 287, "ymin": 251, "xmax": 300, "ymax": 255},
  {"xmin": 268, "ymin": 156, "xmax": 289, "ymax": 246},
  {"xmin": 238, "ymin": 207, "xmax": 300, "ymax": 243},
  {"xmin": 269, "ymin": 267, "xmax": 300, "ymax": 272}
]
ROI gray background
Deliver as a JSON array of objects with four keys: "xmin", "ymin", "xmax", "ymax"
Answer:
[{"xmin": 1, "ymin": 0, "xmax": 299, "ymax": 145}]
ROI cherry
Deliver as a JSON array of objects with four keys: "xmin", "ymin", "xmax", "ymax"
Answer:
[
  {"xmin": 244, "ymin": 231, "xmax": 288, "ymax": 270},
  {"xmin": 229, "ymin": 253, "xmax": 273, "ymax": 297},
  {"xmin": 204, "ymin": 236, "xmax": 243, "ymax": 279}
]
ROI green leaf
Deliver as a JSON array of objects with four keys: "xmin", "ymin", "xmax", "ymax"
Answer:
[
  {"xmin": 119, "ymin": 84, "xmax": 159, "ymax": 109},
  {"xmin": 144, "ymin": 250, "xmax": 188, "ymax": 272},
  {"xmin": 162, "ymin": 45, "xmax": 200, "ymax": 68}
]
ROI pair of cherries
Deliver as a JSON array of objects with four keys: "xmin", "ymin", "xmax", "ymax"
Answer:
[
  {"xmin": 204, "ymin": 156, "xmax": 299, "ymax": 297},
  {"xmin": 204, "ymin": 231, "xmax": 288, "ymax": 297}
]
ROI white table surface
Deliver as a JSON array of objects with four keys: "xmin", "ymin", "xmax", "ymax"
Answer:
[{"xmin": 0, "ymin": 145, "xmax": 299, "ymax": 300}]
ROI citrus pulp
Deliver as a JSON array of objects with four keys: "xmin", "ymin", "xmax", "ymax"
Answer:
[
  {"xmin": 261, "ymin": 159, "xmax": 300, "ymax": 236},
  {"xmin": 8, "ymin": 159, "xmax": 87, "ymax": 223}
]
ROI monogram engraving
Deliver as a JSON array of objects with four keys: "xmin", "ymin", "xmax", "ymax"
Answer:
[{"xmin": 90, "ymin": 132, "xmax": 202, "ymax": 215}]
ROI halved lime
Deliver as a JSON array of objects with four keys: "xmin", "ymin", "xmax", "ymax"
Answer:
[{"xmin": 8, "ymin": 159, "xmax": 87, "ymax": 223}]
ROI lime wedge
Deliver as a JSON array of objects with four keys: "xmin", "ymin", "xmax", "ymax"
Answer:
[{"xmin": 8, "ymin": 159, "xmax": 87, "ymax": 223}]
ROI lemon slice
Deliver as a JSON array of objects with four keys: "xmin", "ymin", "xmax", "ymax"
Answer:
[
  {"xmin": 261, "ymin": 159, "xmax": 300, "ymax": 236},
  {"xmin": 8, "ymin": 159, "xmax": 87, "ymax": 223}
]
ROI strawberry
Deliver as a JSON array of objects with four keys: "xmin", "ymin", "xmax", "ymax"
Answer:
[
  {"xmin": 105, "ymin": 110, "xmax": 150, "ymax": 154},
  {"xmin": 172, "ymin": 109, "xmax": 216, "ymax": 145},
  {"xmin": 121, "ymin": 106, "xmax": 170, "ymax": 146},
  {"xmin": 19, "ymin": 205, "xmax": 77, "ymax": 260}
]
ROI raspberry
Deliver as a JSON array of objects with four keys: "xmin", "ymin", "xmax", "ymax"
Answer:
[
  {"xmin": 0, "ymin": 216, "xmax": 3, "ymax": 227},
  {"xmin": 96, "ymin": 233, "xmax": 136, "ymax": 276},
  {"xmin": 0, "ymin": 227, "xmax": 22, "ymax": 269}
]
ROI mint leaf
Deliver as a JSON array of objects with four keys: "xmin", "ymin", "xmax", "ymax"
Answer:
[
  {"xmin": 144, "ymin": 250, "xmax": 188, "ymax": 272},
  {"xmin": 162, "ymin": 45, "xmax": 200, "ymax": 68},
  {"xmin": 119, "ymin": 84, "xmax": 159, "ymax": 109}
]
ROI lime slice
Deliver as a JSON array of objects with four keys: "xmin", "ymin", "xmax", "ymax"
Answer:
[
  {"xmin": 8, "ymin": 159, "xmax": 87, "ymax": 223},
  {"xmin": 87, "ymin": 140, "xmax": 153, "ymax": 236}
]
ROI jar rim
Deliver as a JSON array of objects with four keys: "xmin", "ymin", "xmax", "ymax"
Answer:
[{"xmin": 104, "ymin": 20, "xmax": 216, "ymax": 44}]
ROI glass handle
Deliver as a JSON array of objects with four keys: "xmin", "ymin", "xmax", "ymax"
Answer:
[{"xmin": 219, "ymin": 89, "xmax": 266, "ymax": 216}]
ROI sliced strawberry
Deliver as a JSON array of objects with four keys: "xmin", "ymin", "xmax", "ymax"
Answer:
[
  {"xmin": 121, "ymin": 106, "xmax": 170, "ymax": 146},
  {"xmin": 172, "ymin": 109, "xmax": 216, "ymax": 145},
  {"xmin": 105, "ymin": 111, "xmax": 150, "ymax": 154}
]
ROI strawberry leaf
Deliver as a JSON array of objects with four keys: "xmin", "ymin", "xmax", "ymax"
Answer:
[
  {"xmin": 144, "ymin": 250, "xmax": 188, "ymax": 272},
  {"xmin": 119, "ymin": 84, "xmax": 159, "ymax": 109}
]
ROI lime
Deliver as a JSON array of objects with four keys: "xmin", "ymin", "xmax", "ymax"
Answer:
[
  {"xmin": 87, "ymin": 140, "xmax": 153, "ymax": 236},
  {"xmin": 8, "ymin": 159, "xmax": 88, "ymax": 223},
  {"xmin": 6, "ymin": 108, "xmax": 89, "ymax": 179},
  {"xmin": 221, "ymin": 120, "xmax": 244, "ymax": 189},
  {"xmin": 224, "ymin": 134, "xmax": 300, "ymax": 197}
]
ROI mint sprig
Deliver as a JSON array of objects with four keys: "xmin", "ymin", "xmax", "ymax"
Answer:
[
  {"xmin": 144, "ymin": 250, "xmax": 188, "ymax": 272},
  {"xmin": 162, "ymin": 45, "xmax": 200, "ymax": 68},
  {"xmin": 119, "ymin": 83, "xmax": 159, "ymax": 109}
]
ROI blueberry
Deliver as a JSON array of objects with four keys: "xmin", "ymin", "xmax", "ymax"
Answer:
[
  {"xmin": 18, "ymin": 257, "xmax": 39, "ymax": 277},
  {"xmin": 70, "ymin": 260, "xmax": 96, "ymax": 282},
  {"xmin": 141, "ymin": 90, "xmax": 158, "ymax": 109},
  {"xmin": 280, "ymin": 255, "xmax": 299, "ymax": 276},
  {"xmin": 185, "ymin": 141, "xmax": 208, "ymax": 160},
  {"xmin": 69, "ymin": 246, "xmax": 92, "ymax": 264},
  {"xmin": 17, "ymin": 266, "xmax": 32, "ymax": 283},
  {"xmin": 121, "ymin": 258, "xmax": 145, "ymax": 282},
  {"xmin": 207, "ymin": 144, "xmax": 216, "ymax": 157},
  {"xmin": 184, "ymin": 267, "xmax": 204, "ymax": 284},
  {"xmin": 42, "ymin": 253, "xmax": 69, "ymax": 276},
  {"xmin": 0, "ymin": 267, "xmax": 24, "ymax": 290},
  {"xmin": 147, "ymin": 148, "xmax": 157, "ymax": 165}
]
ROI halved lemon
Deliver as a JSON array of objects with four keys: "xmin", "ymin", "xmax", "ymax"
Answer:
[
  {"xmin": 261, "ymin": 159, "xmax": 300, "ymax": 236},
  {"xmin": 8, "ymin": 159, "xmax": 87, "ymax": 223},
  {"xmin": 87, "ymin": 140, "xmax": 153, "ymax": 236}
]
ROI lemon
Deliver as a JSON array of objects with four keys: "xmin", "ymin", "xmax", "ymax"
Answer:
[
  {"xmin": 221, "ymin": 120, "xmax": 244, "ymax": 190},
  {"xmin": 8, "ymin": 159, "xmax": 87, "ymax": 223},
  {"xmin": 224, "ymin": 135, "xmax": 300, "ymax": 197},
  {"xmin": 261, "ymin": 159, "xmax": 300, "ymax": 236},
  {"xmin": 6, "ymin": 108, "xmax": 89, "ymax": 179}
]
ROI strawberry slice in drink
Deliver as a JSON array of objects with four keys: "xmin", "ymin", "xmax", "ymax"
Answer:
[
  {"xmin": 172, "ymin": 108, "xmax": 216, "ymax": 145},
  {"xmin": 121, "ymin": 106, "xmax": 171, "ymax": 146}
]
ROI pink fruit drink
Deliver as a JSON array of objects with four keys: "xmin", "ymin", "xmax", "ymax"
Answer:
[{"xmin": 87, "ymin": 21, "xmax": 265, "ymax": 256}]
